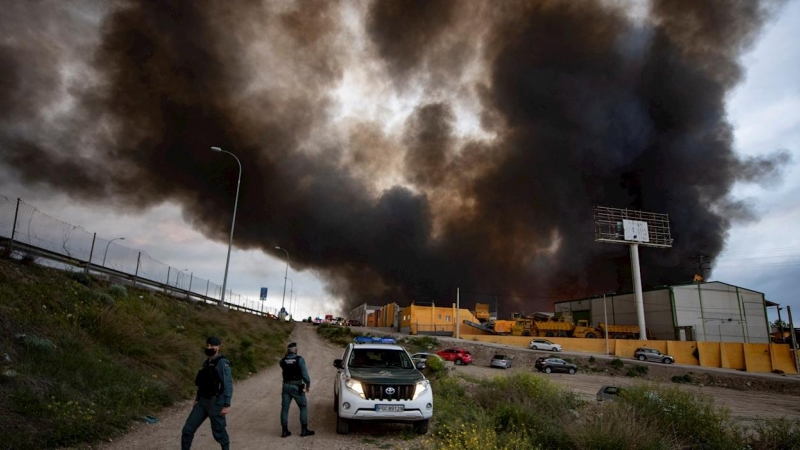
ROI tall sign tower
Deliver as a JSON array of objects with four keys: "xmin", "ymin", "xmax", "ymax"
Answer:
[{"xmin": 593, "ymin": 207, "xmax": 673, "ymax": 340}]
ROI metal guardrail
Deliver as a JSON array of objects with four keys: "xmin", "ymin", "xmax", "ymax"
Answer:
[{"xmin": 0, "ymin": 194, "xmax": 275, "ymax": 317}]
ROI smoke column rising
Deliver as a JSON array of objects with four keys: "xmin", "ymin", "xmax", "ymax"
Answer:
[{"xmin": 0, "ymin": 0, "xmax": 790, "ymax": 312}]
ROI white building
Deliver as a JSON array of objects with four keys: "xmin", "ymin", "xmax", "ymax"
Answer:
[{"xmin": 553, "ymin": 281, "xmax": 774, "ymax": 343}]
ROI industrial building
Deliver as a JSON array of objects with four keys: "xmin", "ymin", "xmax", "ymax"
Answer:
[{"xmin": 553, "ymin": 281, "xmax": 775, "ymax": 344}]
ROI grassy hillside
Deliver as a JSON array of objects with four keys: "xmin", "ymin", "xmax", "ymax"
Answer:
[{"xmin": 0, "ymin": 255, "xmax": 293, "ymax": 450}]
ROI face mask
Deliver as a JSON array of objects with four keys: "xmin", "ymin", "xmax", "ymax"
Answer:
[{"xmin": 204, "ymin": 348, "xmax": 217, "ymax": 357}]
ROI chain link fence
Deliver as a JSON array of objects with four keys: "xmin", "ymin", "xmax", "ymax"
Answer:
[{"xmin": 0, "ymin": 194, "xmax": 274, "ymax": 315}]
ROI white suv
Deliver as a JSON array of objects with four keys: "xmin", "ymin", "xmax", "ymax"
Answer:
[{"xmin": 333, "ymin": 342, "xmax": 433, "ymax": 434}]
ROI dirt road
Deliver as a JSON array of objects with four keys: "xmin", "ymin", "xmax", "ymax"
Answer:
[
  {"xmin": 96, "ymin": 324, "xmax": 800, "ymax": 450},
  {"xmin": 97, "ymin": 324, "xmax": 418, "ymax": 450}
]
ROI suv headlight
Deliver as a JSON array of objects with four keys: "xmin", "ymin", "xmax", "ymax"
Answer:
[
  {"xmin": 412, "ymin": 380, "xmax": 430, "ymax": 400},
  {"xmin": 345, "ymin": 378, "xmax": 365, "ymax": 398}
]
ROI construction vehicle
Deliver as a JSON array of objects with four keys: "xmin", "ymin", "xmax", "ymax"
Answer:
[
  {"xmin": 464, "ymin": 313, "xmax": 641, "ymax": 339},
  {"xmin": 474, "ymin": 303, "xmax": 492, "ymax": 322}
]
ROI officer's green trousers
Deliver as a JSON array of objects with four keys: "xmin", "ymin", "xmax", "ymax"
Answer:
[
  {"xmin": 181, "ymin": 395, "xmax": 230, "ymax": 450},
  {"xmin": 280, "ymin": 384, "xmax": 308, "ymax": 426}
]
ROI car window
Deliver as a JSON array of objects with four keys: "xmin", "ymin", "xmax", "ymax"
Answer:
[
  {"xmin": 349, "ymin": 349, "xmax": 413, "ymax": 369},
  {"xmin": 493, "ymin": 355, "xmax": 506, "ymax": 359}
]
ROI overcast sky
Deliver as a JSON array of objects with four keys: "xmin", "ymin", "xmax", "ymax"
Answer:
[{"xmin": 1, "ymin": 1, "xmax": 798, "ymax": 324}]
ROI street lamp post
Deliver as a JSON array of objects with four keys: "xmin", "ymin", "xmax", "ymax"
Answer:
[
  {"xmin": 286, "ymin": 277, "xmax": 294, "ymax": 319},
  {"xmin": 276, "ymin": 246, "xmax": 289, "ymax": 318},
  {"xmin": 211, "ymin": 146, "xmax": 242, "ymax": 307},
  {"xmin": 275, "ymin": 247, "xmax": 289, "ymax": 317},
  {"xmin": 102, "ymin": 237, "xmax": 125, "ymax": 267}
]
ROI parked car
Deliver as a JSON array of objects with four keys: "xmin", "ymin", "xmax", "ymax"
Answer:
[
  {"xmin": 436, "ymin": 348, "xmax": 473, "ymax": 365},
  {"xmin": 535, "ymin": 357, "xmax": 577, "ymax": 374},
  {"xmin": 633, "ymin": 347, "xmax": 675, "ymax": 364},
  {"xmin": 410, "ymin": 352, "xmax": 445, "ymax": 370},
  {"xmin": 345, "ymin": 319, "xmax": 362, "ymax": 327},
  {"xmin": 528, "ymin": 339, "xmax": 562, "ymax": 352},
  {"xmin": 596, "ymin": 385, "xmax": 625, "ymax": 402},
  {"xmin": 490, "ymin": 354, "xmax": 513, "ymax": 369}
]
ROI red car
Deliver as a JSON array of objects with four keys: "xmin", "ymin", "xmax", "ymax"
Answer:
[{"xmin": 436, "ymin": 348, "xmax": 473, "ymax": 365}]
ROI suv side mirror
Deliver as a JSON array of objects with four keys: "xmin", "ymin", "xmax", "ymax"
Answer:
[{"xmin": 333, "ymin": 359, "xmax": 342, "ymax": 369}]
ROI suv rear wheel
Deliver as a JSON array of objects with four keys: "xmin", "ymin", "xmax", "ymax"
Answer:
[
  {"xmin": 544, "ymin": 366, "xmax": 552, "ymax": 373},
  {"xmin": 413, "ymin": 419, "xmax": 429, "ymax": 435},
  {"xmin": 336, "ymin": 415, "xmax": 350, "ymax": 435}
]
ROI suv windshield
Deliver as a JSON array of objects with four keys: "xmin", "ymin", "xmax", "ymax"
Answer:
[{"xmin": 349, "ymin": 348, "xmax": 414, "ymax": 369}]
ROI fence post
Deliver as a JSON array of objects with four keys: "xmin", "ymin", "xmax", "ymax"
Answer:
[
  {"xmin": 205, "ymin": 279, "xmax": 210, "ymax": 298},
  {"xmin": 165, "ymin": 267, "xmax": 171, "ymax": 293},
  {"xmin": 85, "ymin": 233, "xmax": 96, "ymax": 274},
  {"xmin": 8, "ymin": 198, "xmax": 20, "ymax": 255},
  {"xmin": 133, "ymin": 252, "xmax": 141, "ymax": 288}
]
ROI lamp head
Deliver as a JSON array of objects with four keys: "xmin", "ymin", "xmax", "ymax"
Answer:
[{"xmin": 211, "ymin": 146, "xmax": 222, "ymax": 152}]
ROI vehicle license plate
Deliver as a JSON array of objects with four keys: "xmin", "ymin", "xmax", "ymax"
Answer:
[{"xmin": 376, "ymin": 405, "xmax": 404, "ymax": 412}]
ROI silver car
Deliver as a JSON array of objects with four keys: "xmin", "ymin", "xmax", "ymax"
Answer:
[
  {"xmin": 528, "ymin": 339, "xmax": 562, "ymax": 352},
  {"xmin": 410, "ymin": 352, "xmax": 445, "ymax": 369},
  {"xmin": 490, "ymin": 354, "xmax": 513, "ymax": 369},
  {"xmin": 633, "ymin": 347, "xmax": 674, "ymax": 364}
]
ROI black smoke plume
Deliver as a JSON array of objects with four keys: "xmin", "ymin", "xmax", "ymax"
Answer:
[{"xmin": 0, "ymin": 0, "xmax": 790, "ymax": 313}]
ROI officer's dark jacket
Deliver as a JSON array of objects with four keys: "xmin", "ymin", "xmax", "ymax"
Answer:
[
  {"xmin": 194, "ymin": 354, "xmax": 233, "ymax": 405},
  {"xmin": 280, "ymin": 353, "xmax": 311, "ymax": 388}
]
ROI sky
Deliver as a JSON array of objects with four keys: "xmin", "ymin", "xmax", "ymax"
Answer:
[{"xmin": 0, "ymin": 0, "xmax": 798, "ymax": 324}]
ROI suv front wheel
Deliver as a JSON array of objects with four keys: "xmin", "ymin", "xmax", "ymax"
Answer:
[
  {"xmin": 455, "ymin": 358, "xmax": 463, "ymax": 365},
  {"xmin": 413, "ymin": 419, "xmax": 429, "ymax": 435},
  {"xmin": 336, "ymin": 416, "xmax": 350, "ymax": 435}
]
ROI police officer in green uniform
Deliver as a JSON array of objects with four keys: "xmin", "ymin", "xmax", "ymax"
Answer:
[
  {"xmin": 181, "ymin": 336, "xmax": 233, "ymax": 450},
  {"xmin": 279, "ymin": 342, "xmax": 314, "ymax": 438}
]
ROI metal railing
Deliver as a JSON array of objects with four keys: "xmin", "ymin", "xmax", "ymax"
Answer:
[{"xmin": 0, "ymin": 194, "xmax": 276, "ymax": 316}]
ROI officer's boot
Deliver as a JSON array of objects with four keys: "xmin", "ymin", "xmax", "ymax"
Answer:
[
  {"xmin": 281, "ymin": 425, "xmax": 292, "ymax": 438},
  {"xmin": 221, "ymin": 444, "xmax": 230, "ymax": 450},
  {"xmin": 300, "ymin": 424, "xmax": 315, "ymax": 437}
]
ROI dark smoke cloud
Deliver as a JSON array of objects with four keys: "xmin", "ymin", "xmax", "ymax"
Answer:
[{"xmin": 0, "ymin": 0, "xmax": 791, "ymax": 314}]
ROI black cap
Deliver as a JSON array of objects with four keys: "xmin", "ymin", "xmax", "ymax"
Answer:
[
  {"xmin": 207, "ymin": 336, "xmax": 222, "ymax": 346},
  {"xmin": 287, "ymin": 342, "xmax": 297, "ymax": 349}
]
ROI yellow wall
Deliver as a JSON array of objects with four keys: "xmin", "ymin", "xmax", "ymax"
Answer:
[
  {"xmin": 460, "ymin": 334, "xmax": 796, "ymax": 374},
  {"xmin": 742, "ymin": 343, "xmax": 773, "ymax": 373},
  {"xmin": 697, "ymin": 342, "xmax": 721, "ymax": 368},
  {"xmin": 720, "ymin": 343, "xmax": 745, "ymax": 370}
]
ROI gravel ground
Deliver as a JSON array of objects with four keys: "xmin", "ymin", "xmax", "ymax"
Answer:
[{"xmin": 83, "ymin": 324, "xmax": 800, "ymax": 449}]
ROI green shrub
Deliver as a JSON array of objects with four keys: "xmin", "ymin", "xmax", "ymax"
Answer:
[
  {"xmin": 609, "ymin": 358, "xmax": 624, "ymax": 370},
  {"xmin": 746, "ymin": 418, "xmax": 800, "ymax": 449},
  {"xmin": 425, "ymin": 354, "xmax": 447, "ymax": 376},
  {"xmin": 399, "ymin": 335, "xmax": 439, "ymax": 354},
  {"xmin": 67, "ymin": 271, "xmax": 91, "ymax": 286},
  {"xmin": 626, "ymin": 365, "xmax": 649, "ymax": 377},
  {"xmin": 109, "ymin": 284, "xmax": 127, "ymax": 298},
  {"xmin": 588, "ymin": 356, "xmax": 596, "ymax": 363},
  {"xmin": 316, "ymin": 323, "xmax": 355, "ymax": 346},
  {"xmin": 671, "ymin": 373, "xmax": 693, "ymax": 384},
  {"xmin": 20, "ymin": 253, "xmax": 37, "ymax": 266}
]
